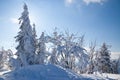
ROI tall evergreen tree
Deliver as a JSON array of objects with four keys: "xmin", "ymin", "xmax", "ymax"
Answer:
[
  {"xmin": 117, "ymin": 56, "xmax": 120, "ymax": 74},
  {"xmin": 0, "ymin": 47, "xmax": 13, "ymax": 70},
  {"xmin": 15, "ymin": 4, "xmax": 36, "ymax": 66},
  {"xmin": 36, "ymin": 32, "xmax": 46, "ymax": 64},
  {"xmin": 96, "ymin": 43, "xmax": 111, "ymax": 73}
]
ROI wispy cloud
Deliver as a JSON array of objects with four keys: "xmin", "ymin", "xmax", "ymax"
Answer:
[
  {"xmin": 65, "ymin": 0, "xmax": 106, "ymax": 6},
  {"xmin": 10, "ymin": 18, "xmax": 19, "ymax": 24},
  {"xmin": 65, "ymin": 0, "xmax": 75, "ymax": 6},
  {"xmin": 65, "ymin": 0, "xmax": 74, "ymax": 4},
  {"xmin": 83, "ymin": 0, "xmax": 105, "ymax": 5}
]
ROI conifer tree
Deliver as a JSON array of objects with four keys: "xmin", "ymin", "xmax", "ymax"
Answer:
[
  {"xmin": 36, "ymin": 32, "xmax": 46, "ymax": 64},
  {"xmin": 96, "ymin": 43, "xmax": 111, "ymax": 73},
  {"xmin": 15, "ymin": 4, "xmax": 36, "ymax": 66}
]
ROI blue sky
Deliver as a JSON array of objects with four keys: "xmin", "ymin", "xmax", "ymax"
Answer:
[{"xmin": 0, "ymin": 0, "xmax": 120, "ymax": 53}]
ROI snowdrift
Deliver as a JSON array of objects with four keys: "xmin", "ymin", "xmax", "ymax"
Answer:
[
  {"xmin": 3, "ymin": 64, "xmax": 82, "ymax": 80},
  {"xmin": 2, "ymin": 64, "xmax": 115, "ymax": 80}
]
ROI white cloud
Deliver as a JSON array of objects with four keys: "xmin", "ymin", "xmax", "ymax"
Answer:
[
  {"xmin": 111, "ymin": 52, "xmax": 120, "ymax": 60},
  {"xmin": 65, "ymin": 0, "xmax": 74, "ymax": 4},
  {"xmin": 83, "ymin": 0, "xmax": 105, "ymax": 5},
  {"xmin": 10, "ymin": 18, "xmax": 19, "ymax": 24},
  {"xmin": 64, "ymin": 0, "xmax": 106, "ymax": 6},
  {"xmin": 65, "ymin": 0, "xmax": 75, "ymax": 5}
]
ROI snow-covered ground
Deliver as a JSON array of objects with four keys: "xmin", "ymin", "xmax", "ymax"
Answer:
[
  {"xmin": 0, "ymin": 64, "xmax": 119, "ymax": 80},
  {"xmin": 1, "ymin": 64, "xmax": 81, "ymax": 80},
  {"xmin": 81, "ymin": 73, "xmax": 120, "ymax": 80},
  {"xmin": 103, "ymin": 73, "xmax": 120, "ymax": 80}
]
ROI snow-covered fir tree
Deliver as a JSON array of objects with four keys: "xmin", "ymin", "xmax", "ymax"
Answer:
[
  {"xmin": 0, "ymin": 47, "xmax": 13, "ymax": 70},
  {"xmin": 15, "ymin": 4, "xmax": 36, "ymax": 66},
  {"xmin": 117, "ymin": 56, "xmax": 120, "ymax": 74},
  {"xmin": 110, "ymin": 60, "xmax": 119, "ymax": 73},
  {"xmin": 0, "ymin": 48, "xmax": 5, "ymax": 69},
  {"xmin": 36, "ymin": 32, "xmax": 47, "ymax": 64},
  {"xmin": 95, "ymin": 43, "xmax": 111, "ymax": 73}
]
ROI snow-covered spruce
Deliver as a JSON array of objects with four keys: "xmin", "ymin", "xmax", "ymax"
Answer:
[
  {"xmin": 94, "ymin": 43, "xmax": 111, "ymax": 73},
  {"xmin": 0, "ymin": 48, "xmax": 13, "ymax": 70},
  {"xmin": 15, "ymin": 4, "xmax": 36, "ymax": 66},
  {"xmin": 35, "ymin": 32, "xmax": 48, "ymax": 64}
]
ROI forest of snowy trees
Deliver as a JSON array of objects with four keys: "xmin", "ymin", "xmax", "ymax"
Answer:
[{"xmin": 0, "ymin": 4, "xmax": 120, "ymax": 75}]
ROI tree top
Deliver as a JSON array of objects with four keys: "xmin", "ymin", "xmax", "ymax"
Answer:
[{"xmin": 24, "ymin": 3, "xmax": 28, "ymax": 10}]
